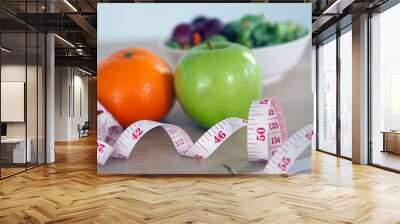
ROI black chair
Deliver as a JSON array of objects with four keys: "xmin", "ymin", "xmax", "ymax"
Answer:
[{"xmin": 78, "ymin": 121, "xmax": 90, "ymax": 138}]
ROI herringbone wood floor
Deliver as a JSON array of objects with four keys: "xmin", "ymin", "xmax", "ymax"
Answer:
[{"xmin": 1, "ymin": 135, "xmax": 400, "ymax": 224}]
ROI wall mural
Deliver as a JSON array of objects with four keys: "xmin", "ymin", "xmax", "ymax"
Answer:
[{"xmin": 96, "ymin": 3, "xmax": 313, "ymax": 175}]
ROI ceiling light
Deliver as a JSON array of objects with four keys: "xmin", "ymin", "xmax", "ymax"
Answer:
[
  {"xmin": 78, "ymin": 67, "xmax": 93, "ymax": 76},
  {"xmin": 54, "ymin": 34, "xmax": 75, "ymax": 48},
  {"xmin": 76, "ymin": 48, "xmax": 85, "ymax": 55},
  {"xmin": 1, "ymin": 47, "xmax": 11, "ymax": 53},
  {"xmin": 322, "ymin": 0, "xmax": 354, "ymax": 15},
  {"xmin": 63, "ymin": 0, "xmax": 78, "ymax": 12},
  {"xmin": 323, "ymin": 0, "xmax": 341, "ymax": 14}
]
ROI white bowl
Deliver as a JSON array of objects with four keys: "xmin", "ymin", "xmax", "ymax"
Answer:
[{"xmin": 160, "ymin": 34, "xmax": 310, "ymax": 85}]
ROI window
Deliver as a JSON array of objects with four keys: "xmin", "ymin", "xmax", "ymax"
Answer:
[
  {"xmin": 370, "ymin": 3, "xmax": 400, "ymax": 171},
  {"xmin": 339, "ymin": 28, "xmax": 352, "ymax": 158},
  {"xmin": 390, "ymin": 74, "xmax": 400, "ymax": 130},
  {"xmin": 317, "ymin": 36, "xmax": 337, "ymax": 155},
  {"xmin": 316, "ymin": 25, "xmax": 353, "ymax": 159}
]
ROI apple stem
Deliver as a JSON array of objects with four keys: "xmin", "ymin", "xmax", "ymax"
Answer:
[{"xmin": 206, "ymin": 42, "xmax": 213, "ymax": 50}]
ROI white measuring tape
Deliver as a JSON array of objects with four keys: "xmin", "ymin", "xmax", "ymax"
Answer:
[{"xmin": 97, "ymin": 98, "xmax": 313, "ymax": 174}]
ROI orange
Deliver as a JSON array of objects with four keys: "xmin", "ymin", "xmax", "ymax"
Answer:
[{"xmin": 98, "ymin": 48, "xmax": 175, "ymax": 128}]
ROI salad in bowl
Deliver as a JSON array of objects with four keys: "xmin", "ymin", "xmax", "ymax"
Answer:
[{"xmin": 162, "ymin": 14, "xmax": 309, "ymax": 84}]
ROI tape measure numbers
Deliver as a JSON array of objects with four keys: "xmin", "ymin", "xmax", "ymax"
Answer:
[{"xmin": 97, "ymin": 98, "xmax": 313, "ymax": 174}]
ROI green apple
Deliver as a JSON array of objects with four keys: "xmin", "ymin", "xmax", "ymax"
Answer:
[{"xmin": 175, "ymin": 41, "xmax": 262, "ymax": 128}]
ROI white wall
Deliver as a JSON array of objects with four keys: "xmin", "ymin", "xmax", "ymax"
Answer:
[
  {"xmin": 54, "ymin": 67, "xmax": 89, "ymax": 141},
  {"xmin": 1, "ymin": 65, "xmax": 26, "ymax": 140},
  {"xmin": 1, "ymin": 65, "xmax": 37, "ymax": 137},
  {"xmin": 55, "ymin": 66, "xmax": 69, "ymax": 141},
  {"xmin": 1, "ymin": 64, "xmax": 46, "ymax": 163},
  {"xmin": 71, "ymin": 73, "xmax": 89, "ymax": 138}
]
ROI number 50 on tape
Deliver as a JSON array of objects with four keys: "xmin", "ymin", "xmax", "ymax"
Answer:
[{"xmin": 97, "ymin": 98, "xmax": 314, "ymax": 175}]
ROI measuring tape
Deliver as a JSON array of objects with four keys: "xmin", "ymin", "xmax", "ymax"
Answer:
[{"xmin": 97, "ymin": 98, "xmax": 313, "ymax": 174}]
